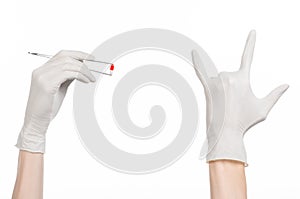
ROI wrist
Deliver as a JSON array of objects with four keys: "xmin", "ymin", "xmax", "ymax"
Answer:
[{"xmin": 209, "ymin": 159, "xmax": 247, "ymax": 199}]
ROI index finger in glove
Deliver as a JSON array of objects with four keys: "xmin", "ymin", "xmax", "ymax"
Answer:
[
  {"xmin": 240, "ymin": 30, "xmax": 256, "ymax": 74},
  {"xmin": 53, "ymin": 50, "xmax": 95, "ymax": 61}
]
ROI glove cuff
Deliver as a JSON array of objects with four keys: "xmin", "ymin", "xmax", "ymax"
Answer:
[
  {"xmin": 206, "ymin": 126, "xmax": 247, "ymax": 164},
  {"xmin": 15, "ymin": 126, "xmax": 46, "ymax": 153}
]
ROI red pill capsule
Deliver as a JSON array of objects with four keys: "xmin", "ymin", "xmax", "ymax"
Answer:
[
  {"xmin": 109, "ymin": 64, "xmax": 114, "ymax": 75},
  {"xmin": 110, "ymin": 64, "xmax": 114, "ymax": 71}
]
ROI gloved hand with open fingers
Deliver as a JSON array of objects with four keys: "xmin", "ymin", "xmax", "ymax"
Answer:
[
  {"xmin": 16, "ymin": 50, "xmax": 96, "ymax": 153},
  {"xmin": 192, "ymin": 30, "xmax": 289, "ymax": 164}
]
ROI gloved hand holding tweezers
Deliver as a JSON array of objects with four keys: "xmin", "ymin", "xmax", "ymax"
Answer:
[{"xmin": 16, "ymin": 50, "xmax": 96, "ymax": 153}]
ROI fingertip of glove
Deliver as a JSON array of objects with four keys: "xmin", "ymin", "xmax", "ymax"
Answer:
[
  {"xmin": 191, "ymin": 49, "xmax": 198, "ymax": 57},
  {"xmin": 91, "ymin": 75, "xmax": 96, "ymax": 82},
  {"xmin": 283, "ymin": 84, "xmax": 289, "ymax": 90},
  {"xmin": 279, "ymin": 84, "xmax": 289, "ymax": 94},
  {"xmin": 249, "ymin": 29, "xmax": 256, "ymax": 35}
]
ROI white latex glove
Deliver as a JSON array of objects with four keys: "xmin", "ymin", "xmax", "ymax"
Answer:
[
  {"xmin": 16, "ymin": 50, "xmax": 96, "ymax": 153},
  {"xmin": 192, "ymin": 30, "xmax": 289, "ymax": 164}
]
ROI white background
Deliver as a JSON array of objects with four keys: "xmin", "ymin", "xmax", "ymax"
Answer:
[{"xmin": 0, "ymin": 0, "xmax": 299, "ymax": 198}]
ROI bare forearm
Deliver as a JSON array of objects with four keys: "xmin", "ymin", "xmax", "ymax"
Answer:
[
  {"xmin": 209, "ymin": 160, "xmax": 247, "ymax": 199},
  {"xmin": 12, "ymin": 150, "xmax": 44, "ymax": 199}
]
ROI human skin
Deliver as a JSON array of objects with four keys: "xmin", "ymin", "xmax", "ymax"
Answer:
[
  {"xmin": 192, "ymin": 30, "xmax": 287, "ymax": 199},
  {"xmin": 11, "ymin": 28, "xmax": 287, "ymax": 198},
  {"xmin": 12, "ymin": 150, "xmax": 44, "ymax": 199},
  {"xmin": 12, "ymin": 50, "xmax": 95, "ymax": 199},
  {"xmin": 209, "ymin": 160, "xmax": 247, "ymax": 199}
]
